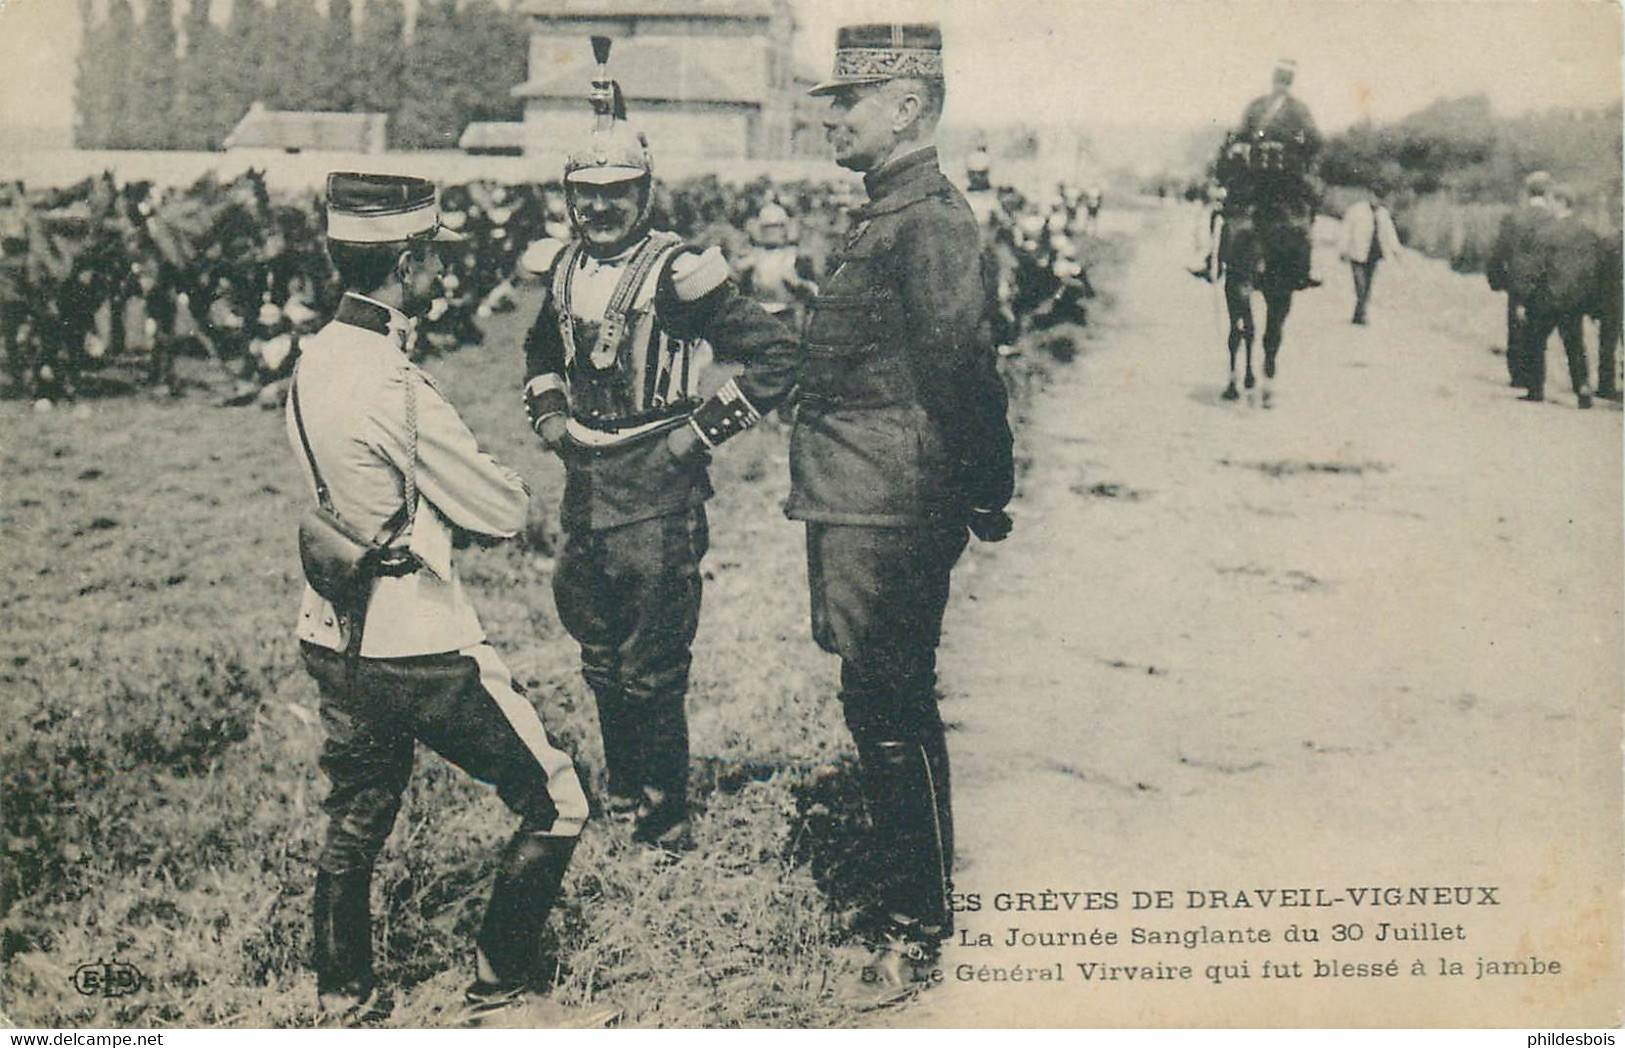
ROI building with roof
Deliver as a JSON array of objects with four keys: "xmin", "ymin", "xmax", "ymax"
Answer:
[
  {"xmin": 510, "ymin": 0, "xmax": 801, "ymax": 160},
  {"xmin": 224, "ymin": 103, "xmax": 388, "ymax": 154},
  {"xmin": 459, "ymin": 121, "xmax": 526, "ymax": 156}
]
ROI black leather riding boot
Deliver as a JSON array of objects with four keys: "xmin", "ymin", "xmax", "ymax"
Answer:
[
  {"xmin": 585, "ymin": 676, "xmax": 639, "ymax": 814},
  {"xmin": 920, "ymin": 732, "xmax": 955, "ymax": 935},
  {"xmin": 475, "ymin": 831, "xmax": 578, "ymax": 990},
  {"xmin": 628, "ymin": 687, "xmax": 691, "ymax": 851},
  {"xmin": 313, "ymin": 868, "xmax": 375, "ymax": 1000},
  {"xmin": 858, "ymin": 741, "xmax": 952, "ymax": 939}
]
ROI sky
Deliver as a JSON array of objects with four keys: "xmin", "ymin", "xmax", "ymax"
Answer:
[{"xmin": 0, "ymin": 0, "xmax": 1620, "ymax": 140}]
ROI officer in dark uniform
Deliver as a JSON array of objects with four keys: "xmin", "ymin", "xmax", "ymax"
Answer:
[
  {"xmin": 797, "ymin": 22, "xmax": 1014, "ymax": 995},
  {"xmin": 1487, "ymin": 171, "xmax": 1557, "ymax": 392},
  {"xmin": 1230, "ymin": 58, "xmax": 1323, "ymax": 290},
  {"xmin": 1517, "ymin": 185, "xmax": 1598, "ymax": 408},
  {"xmin": 520, "ymin": 38, "xmax": 799, "ymax": 853}
]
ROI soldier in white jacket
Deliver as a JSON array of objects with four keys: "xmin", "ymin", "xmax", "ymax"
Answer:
[
  {"xmin": 1340, "ymin": 183, "xmax": 1405, "ymax": 325},
  {"xmin": 288, "ymin": 172, "xmax": 599, "ymax": 1026}
]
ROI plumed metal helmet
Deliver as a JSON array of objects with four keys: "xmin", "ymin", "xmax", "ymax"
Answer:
[
  {"xmin": 563, "ymin": 36, "xmax": 653, "ymax": 188},
  {"xmin": 750, "ymin": 200, "xmax": 791, "ymax": 246}
]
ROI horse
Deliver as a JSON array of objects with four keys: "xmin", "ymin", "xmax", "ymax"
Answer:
[
  {"xmin": 1217, "ymin": 202, "xmax": 1306, "ymax": 407},
  {"xmin": 7, "ymin": 174, "xmax": 124, "ymax": 403}
]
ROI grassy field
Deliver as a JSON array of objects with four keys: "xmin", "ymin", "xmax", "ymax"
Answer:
[{"xmin": 0, "ymin": 238, "xmax": 1125, "ymax": 1029}]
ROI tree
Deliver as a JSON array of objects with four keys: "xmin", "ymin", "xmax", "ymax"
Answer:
[
  {"xmin": 395, "ymin": 0, "xmax": 527, "ymax": 148},
  {"xmin": 317, "ymin": 0, "xmax": 357, "ymax": 112},
  {"xmin": 455, "ymin": 0, "xmax": 528, "ymax": 126},
  {"xmin": 352, "ymin": 0, "xmax": 407, "ymax": 120},
  {"xmin": 100, "ymin": 0, "xmax": 139, "ymax": 148},
  {"xmin": 174, "ymin": 0, "xmax": 221, "ymax": 148},
  {"xmin": 73, "ymin": 0, "xmax": 113, "ymax": 148},
  {"xmin": 128, "ymin": 0, "xmax": 180, "ymax": 148},
  {"xmin": 217, "ymin": 0, "xmax": 273, "ymax": 132},
  {"xmin": 393, "ymin": 0, "xmax": 462, "ymax": 148},
  {"xmin": 262, "ymin": 0, "xmax": 327, "ymax": 112}
]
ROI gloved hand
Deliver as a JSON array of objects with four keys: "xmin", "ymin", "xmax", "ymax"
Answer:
[
  {"xmin": 967, "ymin": 507, "xmax": 1013, "ymax": 543},
  {"xmin": 452, "ymin": 527, "xmax": 507, "ymax": 550},
  {"xmin": 534, "ymin": 414, "xmax": 567, "ymax": 452},
  {"xmin": 665, "ymin": 422, "xmax": 705, "ymax": 464},
  {"xmin": 524, "ymin": 377, "xmax": 567, "ymax": 449}
]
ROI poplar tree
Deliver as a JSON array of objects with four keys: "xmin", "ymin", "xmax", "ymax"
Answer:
[
  {"xmin": 393, "ymin": 0, "xmax": 461, "ymax": 148},
  {"xmin": 263, "ymin": 0, "xmax": 326, "ymax": 112},
  {"xmin": 219, "ymin": 0, "xmax": 271, "ymax": 133},
  {"xmin": 352, "ymin": 0, "xmax": 407, "ymax": 123},
  {"xmin": 73, "ymin": 0, "xmax": 112, "ymax": 148},
  {"xmin": 396, "ymin": 0, "xmax": 528, "ymax": 148},
  {"xmin": 174, "ymin": 0, "xmax": 224, "ymax": 148},
  {"xmin": 457, "ymin": 0, "xmax": 528, "ymax": 126},
  {"xmin": 319, "ymin": 0, "xmax": 357, "ymax": 113},
  {"xmin": 130, "ymin": 0, "xmax": 180, "ymax": 147},
  {"xmin": 102, "ymin": 0, "xmax": 138, "ymax": 148}
]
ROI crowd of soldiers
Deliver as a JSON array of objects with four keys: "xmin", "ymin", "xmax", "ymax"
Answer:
[
  {"xmin": 0, "ymin": 161, "xmax": 1101, "ymax": 414},
  {"xmin": 0, "ymin": 169, "xmax": 330, "ymax": 408},
  {"xmin": 0, "ymin": 171, "xmax": 577, "ymax": 410}
]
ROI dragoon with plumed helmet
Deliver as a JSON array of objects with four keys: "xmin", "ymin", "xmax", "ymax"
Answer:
[
  {"xmin": 561, "ymin": 36, "xmax": 655, "ymax": 257},
  {"xmin": 519, "ymin": 37, "xmax": 800, "ymax": 854}
]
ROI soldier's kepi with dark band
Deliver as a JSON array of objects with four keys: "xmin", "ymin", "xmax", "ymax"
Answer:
[
  {"xmin": 520, "ymin": 35, "xmax": 799, "ymax": 854},
  {"xmin": 796, "ymin": 21, "xmax": 1016, "ymax": 1002}
]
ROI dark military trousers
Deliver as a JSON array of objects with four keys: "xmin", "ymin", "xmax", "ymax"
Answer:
[
  {"xmin": 553, "ymin": 507, "xmax": 708, "ymax": 832},
  {"xmin": 1349, "ymin": 259, "xmax": 1379, "ymax": 325},
  {"xmin": 301, "ymin": 641, "xmax": 588, "ymax": 997},
  {"xmin": 1505, "ymin": 297, "xmax": 1529, "ymax": 387},
  {"xmin": 1521, "ymin": 307, "xmax": 1590, "ymax": 398},
  {"xmin": 806, "ymin": 522, "xmax": 968, "ymax": 940}
]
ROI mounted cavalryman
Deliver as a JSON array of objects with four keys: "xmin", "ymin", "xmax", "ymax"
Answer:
[{"xmin": 1227, "ymin": 58, "xmax": 1323, "ymax": 290}]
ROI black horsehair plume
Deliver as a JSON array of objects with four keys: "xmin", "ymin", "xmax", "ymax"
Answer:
[{"xmin": 588, "ymin": 35, "xmax": 624, "ymax": 127}]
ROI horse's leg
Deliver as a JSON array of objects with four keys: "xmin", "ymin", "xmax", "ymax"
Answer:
[
  {"xmin": 1222, "ymin": 278, "xmax": 1252, "ymax": 400},
  {"xmin": 1260, "ymin": 287, "xmax": 1294, "ymax": 407}
]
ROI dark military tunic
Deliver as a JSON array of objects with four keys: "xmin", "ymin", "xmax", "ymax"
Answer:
[
  {"xmin": 1239, "ymin": 91, "xmax": 1322, "ymax": 158},
  {"xmin": 788, "ymin": 146, "xmax": 1014, "ymax": 942},
  {"xmin": 787, "ymin": 146, "xmax": 1014, "ymax": 529},
  {"xmin": 1487, "ymin": 200, "xmax": 1557, "ymax": 388},
  {"xmin": 788, "ymin": 143, "xmax": 1013, "ymax": 696}
]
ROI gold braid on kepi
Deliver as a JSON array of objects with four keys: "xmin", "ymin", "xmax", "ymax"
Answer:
[{"xmin": 809, "ymin": 23, "xmax": 944, "ymax": 97}]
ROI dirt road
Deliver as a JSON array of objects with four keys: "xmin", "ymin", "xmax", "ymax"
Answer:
[{"xmin": 909, "ymin": 206, "xmax": 1622, "ymax": 1026}]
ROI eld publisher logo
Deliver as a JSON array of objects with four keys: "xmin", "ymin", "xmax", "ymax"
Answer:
[{"xmin": 69, "ymin": 960, "xmax": 143, "ymax": 998}]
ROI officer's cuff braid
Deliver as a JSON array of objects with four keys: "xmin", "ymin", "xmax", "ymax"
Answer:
[{"xmin": 687, "ymin": 379, "xmax": 761, "ymax": 449}]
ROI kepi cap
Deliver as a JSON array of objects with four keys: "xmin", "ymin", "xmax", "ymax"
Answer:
[
  {"xmin": 810, "ymin": 23, "xmax": 944, "ymax": 97},
  {"xmin": 325, "ymin": 172, "xmax": 463, "ymax": 244}
]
